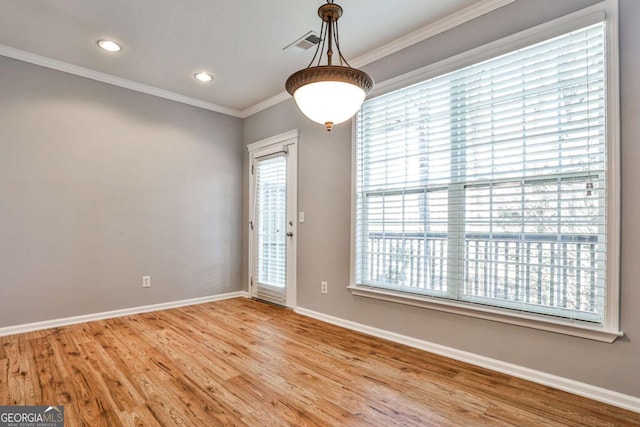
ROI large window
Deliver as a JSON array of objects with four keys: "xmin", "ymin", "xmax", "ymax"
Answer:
[{"xmin": 353, "ymin": 10, "xmax": 620, "ymax": 341}]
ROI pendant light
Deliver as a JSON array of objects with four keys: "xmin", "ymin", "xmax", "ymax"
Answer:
[{"xmin": 285, "ymin": 1, "xmax": 374, "ymax": 131}]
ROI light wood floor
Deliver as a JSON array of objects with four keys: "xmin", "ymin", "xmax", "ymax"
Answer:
[{"xmin": 1, "ymin": 298, "xmax": 638, "ymax": 426}]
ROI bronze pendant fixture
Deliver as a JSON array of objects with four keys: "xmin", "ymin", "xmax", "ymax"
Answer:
[{"xmin": 285, "ymin": 1, "xmax": 374, "ymax": 131}]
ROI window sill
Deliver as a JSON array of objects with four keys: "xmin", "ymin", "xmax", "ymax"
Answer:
[{"xmin": 348, "ymin": 285, "xmax": 622, "ymax": 343}]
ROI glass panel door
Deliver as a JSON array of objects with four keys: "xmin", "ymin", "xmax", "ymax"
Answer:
[{"xmin": 253, "ymin": 154, "xmax": 288, "ymax": 304}]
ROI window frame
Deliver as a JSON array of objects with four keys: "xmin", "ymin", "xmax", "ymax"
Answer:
[{"xmin": 349, "ymin": 0, "xmax": 621, "ymax": 343}]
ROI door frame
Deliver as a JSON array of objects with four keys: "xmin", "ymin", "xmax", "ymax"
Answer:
[{"xmin": 247, "ymin": 130, "xmax": 298, "ymax": 308}]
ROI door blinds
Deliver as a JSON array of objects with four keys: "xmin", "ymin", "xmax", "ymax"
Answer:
[{"xmin": 254, "ymin": 154, "xmax": 288, "ymax": 303}]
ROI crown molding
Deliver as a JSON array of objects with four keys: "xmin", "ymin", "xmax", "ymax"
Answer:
[
  {"xmin": 240, "ymin": 92, "xmax": 291, "ymax": 118},
  {"xmin": 0, "ymin": 0, "xmax": 514, "ymax": 119},
  {"xmin": 349, "ymin": 0, "xmax": 516, "ymax": 69},
  {"xmin": 240, "ymin": 0, "xmax": 516, "ymax": 118},
  {"xmin": 0, "ymin": 43, "xmax": 244, "ymax": 118}
]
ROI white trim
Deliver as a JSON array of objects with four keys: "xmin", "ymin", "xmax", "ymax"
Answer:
[
  {"xmin": 350, "ymin": 120, "xmax": 358, "ymax": 289},
  {"xmin": 350, "ymin": 0, "xmax": 622, "ymax": 344},
  {"xmin": 248, "ymin": 130, "xmax": 299, "ymax": 309},
  {"xmin": 369, "ymin": 3, "xmax": 609, "ymax": 99},
  {"xmin": 348, "ymin": 286, "xmax": 621, "ymax": 343},
  {"xmin": 0, "ymin": 44, "xmax": 243, "ymax": 118},
  {"xmin": 241, "ymin": 92, "xmax": 291, "ymax": 119},
  {"xmin": 348, "ymin": 0, "xmax": 516, "ymax": 69},
  {"xmin": 294, "ymin": 306, "xmax": 640, "ymax": 414},
  {"xmin": 247, "ymin": 129, "xmax": 299, "ymax": 152},
  {"xmin": 603, "ymin": 0, "xmax": 621, "ymax": 336},
  {"xmin": 0, "ymin": 291, "xmax": 249, "ymax": 338},
  {"xmin": 240, "ymin": 0, "xmax": 516, "ymax": 118}
]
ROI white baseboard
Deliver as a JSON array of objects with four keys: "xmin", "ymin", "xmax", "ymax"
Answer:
[
  {"xmin": 294, "ymin": 306, "xmax": 640, "ymax": 414},
  {"xmin": 0, "ymin": 291, "xmax": 250, "ymax": 337}
]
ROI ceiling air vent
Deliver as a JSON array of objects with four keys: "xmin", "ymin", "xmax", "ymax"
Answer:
[{"xmin": 283, "ymin": 31, "xmax": 322, "ymax": 54}]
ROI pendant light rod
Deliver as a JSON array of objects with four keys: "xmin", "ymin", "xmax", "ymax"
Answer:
[
  {"xmin": 326, "ymin": 9, "xmax": 334, "ymax": 65},
  {"xmin": 318, "ymin": 2, "xmax": 342, "ymax": 67}
]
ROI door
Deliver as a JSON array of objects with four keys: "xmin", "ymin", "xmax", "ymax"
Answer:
[{"xmin": 248, "ymin": 132, "xmax": 297, "ymax": 307}]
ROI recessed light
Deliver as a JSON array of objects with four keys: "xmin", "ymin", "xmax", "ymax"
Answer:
[
  {"xmin": 97, "ymin": 40, "xmax": 121, "ymax": 52},
  {"xmin": 194, "ymin": 72, "xmax": 213, "ymax": 83}
]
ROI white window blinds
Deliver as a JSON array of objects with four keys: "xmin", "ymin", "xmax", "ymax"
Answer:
[
  {"xmin": 255, "ymin": 154, "xmax": 288, "ymax": 300},
  {"xmin": 355, "ymin": 22, "xmax": 607, "ymax": 323}
]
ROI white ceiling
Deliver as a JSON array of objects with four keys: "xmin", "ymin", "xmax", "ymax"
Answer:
[{"xmin": 0, "ymin": 0, "xmax": 490, "ymax": 116}]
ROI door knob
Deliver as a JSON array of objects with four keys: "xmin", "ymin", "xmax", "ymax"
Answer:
[{"xmin": 286, "ymin": 232, "xmax": 294, "ymax": 237}]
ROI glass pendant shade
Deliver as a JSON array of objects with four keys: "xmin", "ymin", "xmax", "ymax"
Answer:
[
  {"xmin": 293, "ymin": 80, "xmax": 366, "ymax": 128},
  {"xmin": 285, "ymin": 2, "xmax": 374, "ymax": 131}
]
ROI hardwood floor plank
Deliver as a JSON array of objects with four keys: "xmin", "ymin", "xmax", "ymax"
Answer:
[
  {"xmin": 117, "ymin": 403, "xmax": 162, "ymax": 427},
  {"xmin": 224, "ymin": 374, "xmax": 324, "ymax": 427},
  {"xmin": 5, "ymin": 336, "xmax": 26, "ymax": 405},
  {"xmin": 29, "ymin": 337, "xmax": 65, "ymax": 406},
  {"xmin": 483, "ymin": 403, "xmax": 568, "ymax": 427},
  {"xmin": 0, "ymin": 357, "xmax": 9, "ymax": 404},
  {"xmin": 74, "ymin": 339, "xmax": 141, "ymax": 412},
  {"xmin": 0, "ymin": 298, "xmax": 638, "ymax": 426},
  {"xmin": 505, "ymin": 375, "xmax": 640, "ymax": 426}
]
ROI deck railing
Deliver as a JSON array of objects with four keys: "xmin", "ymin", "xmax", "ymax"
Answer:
[{"xmin": 365, "ymin": 232, "xmax": 600, "ymax": 313}]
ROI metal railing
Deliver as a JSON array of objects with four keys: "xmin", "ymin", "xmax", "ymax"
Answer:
[{"xmin": 365, "ymin": 232, "xmax": 600, "ymax": 313}]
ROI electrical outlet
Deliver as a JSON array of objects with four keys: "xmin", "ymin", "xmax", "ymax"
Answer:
[
  {"xmin": 321, "ymin": 281, "xmax": 328, "ymax": 294},
  {"xmin": 142, "ymin": 276, "xmax": 151, "ymax": 288}
]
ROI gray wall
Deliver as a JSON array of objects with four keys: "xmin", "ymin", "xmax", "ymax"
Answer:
[
  {"xmin": 243, "ymin": 0, "xmax": 640, "ymax": 397},
  {"xmin": 0, "ymin": 56, "xmax": 243, "ymax": 327}
]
